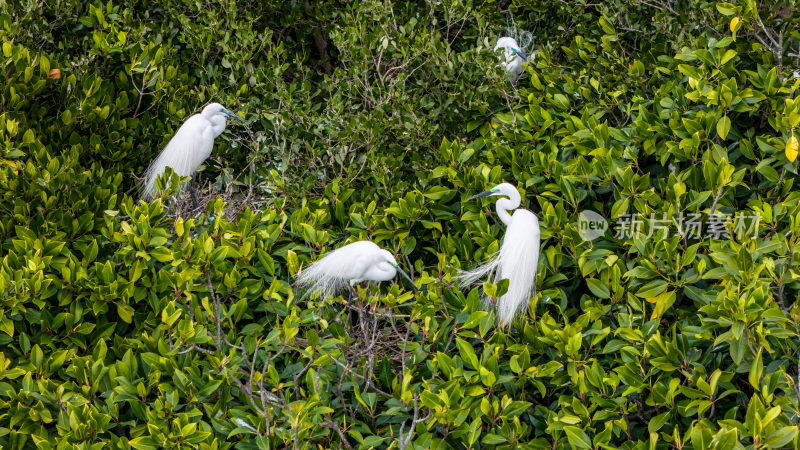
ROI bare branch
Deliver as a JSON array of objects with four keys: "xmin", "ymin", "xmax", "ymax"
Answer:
[
  {"xmin": 318, "ymin": 347, "xmax": 392, "ymax": 397},
  {"xmin": 320, "ymin": 416, "xmax": 355, "ymax": 450},
  {"xmin": 709, "ymin": 185, "xmax": 725, "ymax": 216},
  {"xmin": 398, "ymin": 392, "xmax": 432, "ymax": 450}
]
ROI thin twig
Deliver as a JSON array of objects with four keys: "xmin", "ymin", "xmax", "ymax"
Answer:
[
  {"xmin": 709, "ymin": 185, "xmax": 725, "ymax": 216},
  {"xmin": 398, "ymin": 392, "xmax": 432, "ymax": 449}
]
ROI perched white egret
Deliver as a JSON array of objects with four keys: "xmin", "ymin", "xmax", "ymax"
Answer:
[
  {"xmin": 495, "ymin": 37, "xmax": 529, "ymax": 82},
  {"xmin": 296, "ymin": 240, "xmax": 415, "ymax": 299},
  {"xmin": 140, "ymin": 102, "xmax": 244, "ymax": 203},
  {"xmin": 458, "ymin": 183, "xmax": 541, "ymax": 327}
]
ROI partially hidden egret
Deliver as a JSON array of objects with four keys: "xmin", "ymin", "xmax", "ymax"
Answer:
[
  {"xmin": 495, "ymin": 37, "xmax": 528, "ymax": 82},
  {"xmin": 140, "ymin": 102, "xmax": 244, "ymax": 203},
  {"xmin": 296, "ymin": 240, "xmax": 416, "ymax": 299},
  {"xmin": 458, "ymin": 183, "xmax": 541, "ymax": 327}
]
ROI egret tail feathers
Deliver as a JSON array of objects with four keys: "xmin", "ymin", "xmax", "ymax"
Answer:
[
  {"xmin": 494, "ymin": 232, "xmax": 539, "ymax": 327},
  {"xmin": 140, "ymin": 151, "xmax": 175, "ymax": 201},
  {"xmin": 140, "ymin": 140, "xmax": 195, "ymax": 201},
  {"xmin": 295, "ymin": 251, "xmax": 351, "ymax": 300},
  {"xmin": 456, "ymin": 237, "xmax": 539, "ymax": 327},
  {"xmin": 455, "ymin": 253, "xmax": 500, "ymax": 289},
  {"xmin": 139, "ymin": 160, "xmax": 158, "ymax": 201}
]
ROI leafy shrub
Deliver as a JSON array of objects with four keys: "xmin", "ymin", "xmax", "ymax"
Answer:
[{"xmin": 3, "ymin": 0, "xmax": 800, "ymax": 448}]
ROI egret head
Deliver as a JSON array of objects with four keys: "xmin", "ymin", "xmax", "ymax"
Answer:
[
  {"xmin": 201, "ymin": 103, "xmax": 245, "ymax": 138},
  {"xmin": 202, "ymin": 102, "xmax": 245, "ymax": 122},
  {"xmin": 494, "ymin": 37, "xmax": 527, "ymax": 62},
  {"xmin": 378, "ymin": 249, "xmax": 416, "ymax": 291},
  {"xmin": 469, "ymin": 182, "xmax": 517, "ymax": 200}
]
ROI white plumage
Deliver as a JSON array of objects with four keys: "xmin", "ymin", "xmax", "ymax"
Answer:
[
  {"xmin": 495, "ymin": 37, "xmax": 529, "ymax": 82},
  {"xmin": 458, "ymin": 183, "xmax": 541, "ymax": 327},
  {"xmin": 140, "ymin": 102, "xmax": 243, "ymax": 200},
  {"xmin": 296, "ymin": 240, "xmax": 415, "ymax": 299}
]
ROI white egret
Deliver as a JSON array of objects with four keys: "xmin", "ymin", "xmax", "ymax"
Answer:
[
  {"xmin": 458, "ymin": 183, "xmax": 540, "ymax": 327},
  {"xmin": 140, "ymin": 102, "xmax": 244, "ymax": 204},
  {"xmin": 296, "ymin": 240, "xmax": 416, "ymax": 299},
  {"xmin": 495, "ymin": 37, "xmax": 529, "ymax": 82}
]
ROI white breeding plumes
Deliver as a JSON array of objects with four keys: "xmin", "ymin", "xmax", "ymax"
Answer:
[
  {"xmin": 140, "ymin": 102, "xmax": 244, "ymax": 201},
  {"xmin": 296, "ymin": 240, "xmax": 415, "ymax": 299},
  {"xmin": 458, "ymin": 183, "xmax": 541, "ymax": 327},
  {"xmin": 495, "ymin": 37, "xmax": 529, "ymax": 82}
]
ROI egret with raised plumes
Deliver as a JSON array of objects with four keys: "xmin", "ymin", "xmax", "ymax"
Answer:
[
  {"xmin": 140, "ymin": 102, "xmax": 244, "ymax": 203},
  {"xmin": 495, "ymin": 37, "xmax": 528, "ymax": 82},
  {"xmin": 296, "ymin": 240, "xmax": 416, "ymax": 299},
  {"xmin": 458, "ymin": 182, "xmax": 541, "ymax": 327}
]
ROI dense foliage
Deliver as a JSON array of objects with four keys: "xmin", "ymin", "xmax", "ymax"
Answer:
[{"xmin": 3, "ymin": 0, "xmax": 800, "ymax": 448}]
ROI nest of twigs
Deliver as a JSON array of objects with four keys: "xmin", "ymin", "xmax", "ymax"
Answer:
[
  {"xmin": 292, "ymin": 298, "xmax": 415, "ymax": 377},
  {"xmin": 128, "ymin": 167, "xmax": 273, "ymax": 220},
  {"xmin": 170, "ymin": 179, "xmax": 272, "ymax": 220},
  {"xmin": 341, "ymin": 299, "xmax": 414, "ymax": 373}
]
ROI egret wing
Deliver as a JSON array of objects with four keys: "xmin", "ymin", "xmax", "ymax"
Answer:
[
  {"xmin": 296, "ymin": 241, "xmax": 379, "ymax": 298},
  {"xmin": 141, "ymin": 115, "xmax": 214, "ymax": 199},
  {"xmin": 495, "ymin": 209, "xmax": 540, "ymax": 326}
]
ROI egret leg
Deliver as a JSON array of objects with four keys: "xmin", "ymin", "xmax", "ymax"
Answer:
[
  {"xmin": 347, "ymin": 281, "xmax": 358, "ymax": 329},
  {"xmin": 357, "ymin": 282, "xmax": 371, "ymax": 332},
  {"xmin": 189, "ymin": 174, "xmax": 199, "ymax": 209},
  {"xmin": 347, "ymin": 280, "xmax": 357, "ymax": 300}
]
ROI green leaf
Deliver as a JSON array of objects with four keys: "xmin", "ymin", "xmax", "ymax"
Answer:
[
  {"xmin": 712, "ymin": 428, "xmax": 738, "ymax": 449},
  {"xmin": 719, "ymin": 49, "xmax": 736, "ymax": 65},
  {"xmin": 463, "ymin": 311, "xmax": 487, "ymax": 329},
  {"xmin": 692, "ymin": 424, "xmax": 712, "ymax": 450},
  {"xmin": 482, "ymin": 433, "xmax": 507, "ymax": 445},
  {"xmin": 564, "ymin": 426, "xmax": 593, "ymax": 449},
  {"xmin": 650, "ymin": 290, "xmax": 676, "ymax": 319},
  {"xmin": 586, "ymin": 278, "xmax": 610, "ymax": 299},
  {"xmin": 117, "ymin": 303, "xmax": 134, "ymax": 324},
  {"xmin": 636, "ymin": 280, "xmax": 668, "ymax": 298},
  {"xmin": 161, "ymin": 307, "xmax": 182, "ymax": 327},
  {"xmin": 22, "ymin": 129, "xmax": 35, "ymax": 144},
  {"xmin": 748, "ymin": 349, "xmax": 762, "ymax": 389},
  {"xmin": 288, "ymin": 250, "xmax": 299, "ymax": 275},
  {"xmin": 715, "ymin": 3, "xmax": 738, "ymax": 16},
  {"xmin": 648, "ymin": 411, "xmax": 670, "ymax": 433},
  {"xmin": 129, "ymin": 437, "xmax": 160, "ymax": 450},
  {"xmin": 456, "ymin": 338, "xmax": 480, "ymax": 369},
  {"xmin": 764, "ymin": 426, "xmax": 797, "ymax": 448},
  {"xmin": 716, "ymin": 115, "xmax": 731, "ymax": 140}
]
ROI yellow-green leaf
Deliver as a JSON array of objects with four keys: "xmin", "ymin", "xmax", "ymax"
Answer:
[
  {"xmin": 786, "ymin": 135, "xmax": 798, "ymax": 162},
  {"xmin": 730, "ymin": 17, "xmax": 740, "ymax": 32},
  {"xmin": 288, "ymin": 250, "xmax": 299, "ymax": 275},
  {"xmin": 748, "ymin": 349, "xmax": 762, "ymax": 389},
  {"xmin": 22, "ymin": 129, "xmax": 35, "ymax": 144},
  {"xmin": 716, "ymin": 115, "xmax": 731, "ymax": 140}
]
